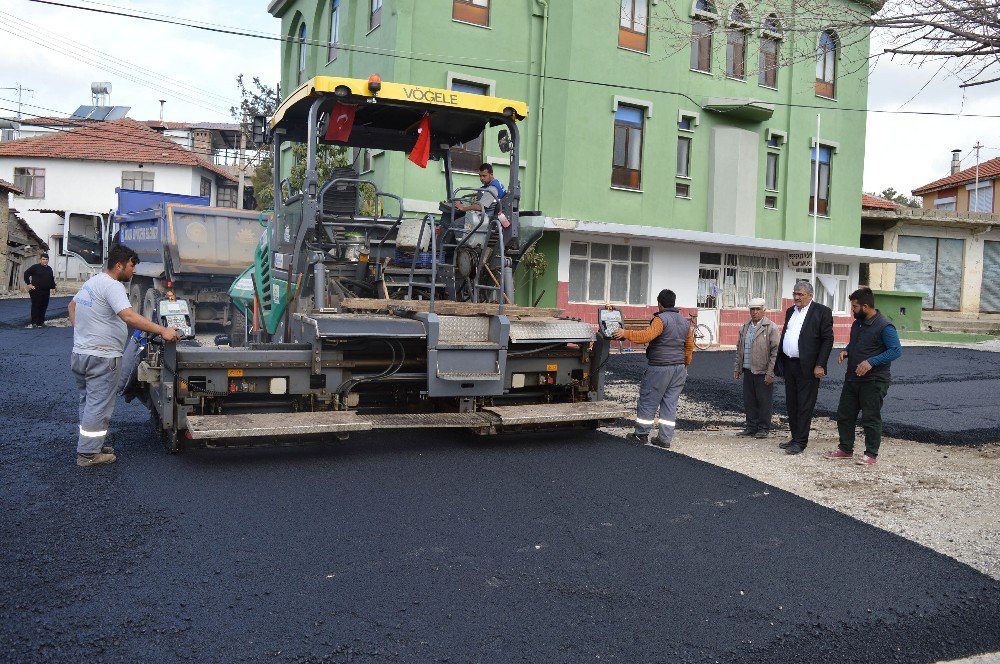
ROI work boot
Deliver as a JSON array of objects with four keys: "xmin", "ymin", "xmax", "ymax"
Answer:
[
  {"xmin": 779, "ymin": 440, "xmax": 793, "ymax": 449},
  {"xmin": 785, "ymin": 443, "xmax": 804, "ymax": 455},
  {"xmin": 737, "ymin": 428, "xmax": 756, "ymax": 436},
  {"xmin": 649, "ymin": 437, "xmax": 671, "ymax": 449},
  {"xmin": 77, "ymin": 452, "xmax": 116, "ymax": 467},
  {"xmin": 754, "ymin": 431, "xmax": 769, "ymax": 439},
  {"xmin": 101, "ymin": 445, "xmax": 115, "ymax": 455}
]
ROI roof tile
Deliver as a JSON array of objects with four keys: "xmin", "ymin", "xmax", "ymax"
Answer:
[
  {"xmin": 0, "ymin": 118, "xmax": 236, "ymax": 182},
  {"xmin": 0, "ymin": 178, "xmax": 23, "ymax": 194},
  {"xmin": 912, "ymin": 156, "xmax": 1000, "ymax": 195},
  {"xmin": 862, "ymin": 193, "xmax": 898, "ymax": 210}
]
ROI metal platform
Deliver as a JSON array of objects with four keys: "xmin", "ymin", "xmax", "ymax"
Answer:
[
  {"xmin": 184, "ymin": 400, "xmax": 628, "ymax": 441},
  {"xmin": 483, "ymin": 401, "xmax": 630, "ymax": 425}
]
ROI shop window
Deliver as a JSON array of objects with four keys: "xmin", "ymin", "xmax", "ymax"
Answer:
[
  {"xmin": 568, "ymin": 241, "xmax": 649, "ymax": 305},
  {"xmin": 815, "ymin": 262, "xmax": 850, "ymax": 313}
]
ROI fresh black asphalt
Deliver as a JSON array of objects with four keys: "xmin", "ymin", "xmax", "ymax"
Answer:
[
  {"xmin": 2, "ymin": 321, "xmax": 999, "ymax": 662},
  {"xmin": 611, "ymin": 344, "xmax": 1000, "ymax": 445},
  {"xmin": 0, "ymin": 295, "xmax": 71, "ymax": 329}
]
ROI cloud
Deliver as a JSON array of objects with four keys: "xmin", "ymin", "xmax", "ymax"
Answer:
[{"xmin": 0, "ymin": 0, "xmax": 279, "ymax": 123}]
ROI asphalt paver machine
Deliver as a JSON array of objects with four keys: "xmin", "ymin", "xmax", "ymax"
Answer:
[{"xmin": 137, "ymin": 76, "xmax": 627, "ymax": 451}]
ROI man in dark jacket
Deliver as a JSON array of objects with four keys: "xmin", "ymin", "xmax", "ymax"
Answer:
[
  {"xmin": 775, "ymin": 280, "xmax": 834, "ymax": 454},
  {"xmin": 825, "ymin": 287, "xmax": 902, "ymax": 466},
  {"xmin": 613, "ymin": 288, "xmax": 694, "ymax": 448},
  {"xmin": 24, "ymin": 253, "xmax": 57, "ymax": 328}
]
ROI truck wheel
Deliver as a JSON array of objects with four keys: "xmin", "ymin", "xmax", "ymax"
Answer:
[
  {"xmin": 229, "ymin": 308, "xmax": 248, "ymax": 347},
  {"xmin": 142, "ymin": 288, "xmax": 163, "ymax": 324},
  {"xmin": 128, "ymin": 281, "xmax": 144, "ymax": 311}
]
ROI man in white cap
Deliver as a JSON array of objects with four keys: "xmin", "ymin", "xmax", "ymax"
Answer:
[{"xmin": 733, "ymin": 297, "xmax": 781, "ymax": 438}]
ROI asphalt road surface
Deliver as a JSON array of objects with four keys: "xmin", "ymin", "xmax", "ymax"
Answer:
[
  {"xmin": 0, "ymin": 295, "xmax": 71, "ymax": 329},
  {"xmin": 3, "ymin": 325, "xmax": 999, "ymax": 663},
  {"xmin": 612, "ymin": 345, "xmax": 1000, "ymax": 445}
]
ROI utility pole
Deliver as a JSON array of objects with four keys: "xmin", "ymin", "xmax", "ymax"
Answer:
[{"xmin": 972, "ymin": 141, "xmax": 983, "ymax": 213}]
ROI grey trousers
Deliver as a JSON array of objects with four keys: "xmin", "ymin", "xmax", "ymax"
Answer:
[
  {"xmin": 71, "ymin": 353, "xmax": 122, "ymax": 454},
  {"xmin": 742, "ymin": 371, "xmax": 774, "ymax": 433},
  {"xmin": 634, "ymin": 364, "xmax": 687, "ymax": 442}
]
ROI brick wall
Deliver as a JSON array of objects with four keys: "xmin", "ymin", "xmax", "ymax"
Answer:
[{"xmin": 556, "ymin": 283, "xmax": 851, "ymax": 348}]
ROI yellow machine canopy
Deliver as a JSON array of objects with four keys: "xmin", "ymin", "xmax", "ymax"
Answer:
[{"xmin": 271, "ymin": 76, "xmax": 529, "ymax": 154}]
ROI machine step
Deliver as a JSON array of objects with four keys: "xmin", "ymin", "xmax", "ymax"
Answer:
[
  {"xmin": 483, "ymin": 400, "xmax": 630, "ymax": 426},
  {"xmin": 186, "ymin": 411, "xmax": 373, "ymax": 440}
]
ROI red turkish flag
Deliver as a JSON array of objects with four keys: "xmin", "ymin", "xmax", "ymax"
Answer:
[
  {"xmin": 407, "ymin": 114, "xmax": 431, "ymax": 168},
  {"xmin": 325, "ymin": 103, "xmax": 356, "ymax": 142}
]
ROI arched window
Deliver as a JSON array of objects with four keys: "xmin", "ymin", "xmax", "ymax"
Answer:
[
  {"xmin": 690, "ymin": 0, "xmax": 717, "ymax": 73},
  {"xmin": 759, "ymin": 14, "xmax": 782, "ymax": 88},
  {"xmin": 297, "ymin": 23, "xmax": 308, "ymax": 85},
  {"xmin": 726, "ymin": 5, "xmax": 751, "ymax": 79},
  {"xmin": 816, "ymin": 30, "xmax": 837, "ymax": 97},
  {"xmin": 329, "ymin": 0, "xmax": 341, "ymax": 61}
]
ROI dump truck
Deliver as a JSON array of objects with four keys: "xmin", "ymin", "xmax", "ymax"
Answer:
[
  {"xmin": 114, "ymin": 188, "xmax": 269, "ymax": 335},
  {"xmin": 132, "ymin": 76, "xmax": 627, "ymax": 452}
]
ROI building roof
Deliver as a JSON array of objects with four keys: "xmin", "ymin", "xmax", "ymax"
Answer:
[
  {"xmin": 861, "ymin": 194, "xmax": 898, "ymax": 210},
  {"xmin": 0, "ymin": 178, "xmax": 23, "ymax": 195},
  {"xmin": 0, "ymin": 118, "xmax": 236, "ymax": 182},
  {"xmin": 912, "ymin": 156, "xmax": 1000, "ymax": 195}
]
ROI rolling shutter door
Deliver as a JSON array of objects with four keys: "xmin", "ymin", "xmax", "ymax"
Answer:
[{"xmin": 982, "ymin": 240, "xmax": 1000, "ymax": 313}]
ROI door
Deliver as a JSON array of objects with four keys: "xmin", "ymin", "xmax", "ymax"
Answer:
[{"xmin": 696, "ymin": 266, "xmax": 721, "ymax": 340}]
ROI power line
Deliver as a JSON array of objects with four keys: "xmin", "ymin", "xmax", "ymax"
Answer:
[
  {"xmin": 0, "ymin": 10, "xmax": 235, "ymax": 107},
  {"xmin": 0, "ymin": 103, "xmax": 249, "ymax": 179},
  {"xmin": 27, "ymin": 0, "xmax": 1000, "ymax": 120}
]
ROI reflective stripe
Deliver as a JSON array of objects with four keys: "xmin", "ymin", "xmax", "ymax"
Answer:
[
  {"xmin": 661, "ymin": 420, "xmax": 676, "ymax": 427},
  {"xmin": 635, "ymin": 418, "xmax": 656, "ymax": 425},
  {"xmin": 79, "ymin": 427, "xmax": 108, "ymax": 438}
]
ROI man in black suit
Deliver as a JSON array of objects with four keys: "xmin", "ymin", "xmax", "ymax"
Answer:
[{"xmin": 775, "ymin": 280, "xmax": 834, "ymax": 455}]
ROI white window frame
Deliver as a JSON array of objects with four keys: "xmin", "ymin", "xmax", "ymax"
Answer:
[
  {"xmin": 122, "ymin": 170, "xmax": 155, "ymax": 192},
  {"xmin": 568, "ymin": 241, "xmax": 650, "ymax": 305},
  {"xmin": 328, "ymin": 0, "xmax": 341, "ymax": 62},
  {"xmin": 815, "ymin": 261, "xmax": 851, "ymax": 313},
  {"xmin": 720, "ymin": 253, "xmax": 782, "ymax": 310}
]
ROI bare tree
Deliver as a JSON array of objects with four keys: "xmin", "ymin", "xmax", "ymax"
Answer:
[{"xmin": 645, "ymin": 0, "xmax": 1000, "ymax": 89}]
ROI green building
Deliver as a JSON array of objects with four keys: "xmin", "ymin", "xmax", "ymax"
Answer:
[{"xmin": 266, "ymin": 0, "xmax": 914, "ymax": 344}]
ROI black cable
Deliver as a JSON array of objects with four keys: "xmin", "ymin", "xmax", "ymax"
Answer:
[{"xmin": 30, "ymin": 0, "xmax": 1000, "ymax": 119}]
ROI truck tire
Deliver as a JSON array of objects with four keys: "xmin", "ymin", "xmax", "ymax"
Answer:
[
  {"xmin": 128, "ymin": 281, "xmax": 144, "ymax": 312},
  {"xmin": 229, "ymin": 308, "xmax": 248, "ymax": 347},
  {"xmin": 142, "ymin": 288, "xmax": 163, "ymax": 324}
]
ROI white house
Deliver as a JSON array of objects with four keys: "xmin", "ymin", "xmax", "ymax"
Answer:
[{"xmin": 0, "ymin": 118, "xmax": 238, "ymax": 279}]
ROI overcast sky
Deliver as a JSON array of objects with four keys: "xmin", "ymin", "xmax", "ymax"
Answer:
[{"xmin": 1, "ymin": 0, "xmax": 997, "ymax": 197}]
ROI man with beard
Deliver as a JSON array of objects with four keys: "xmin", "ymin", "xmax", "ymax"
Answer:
[
  {"xmin": 68, "ymin": 244, "xmax": 180, "ymax": 467},
  {"xmin": 825, "ymin": 287, "xmax": 902, "ymax": 466}
]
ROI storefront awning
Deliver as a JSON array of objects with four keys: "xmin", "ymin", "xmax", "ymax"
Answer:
[{"xmin": 544, "ymin": 218, "xmax": 919, "ymax": 264}]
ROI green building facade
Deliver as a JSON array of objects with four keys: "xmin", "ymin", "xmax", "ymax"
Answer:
[{"xmin": 266, "ymin": 0, "xmax": 914, "ymax": 345}]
